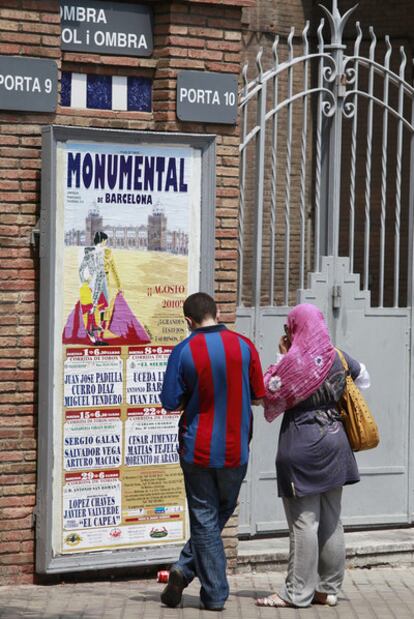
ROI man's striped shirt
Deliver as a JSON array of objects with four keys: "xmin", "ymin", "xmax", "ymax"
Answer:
[{"xmin": 160, "ymin": 324, "xmax": 265, "ymax": 468}]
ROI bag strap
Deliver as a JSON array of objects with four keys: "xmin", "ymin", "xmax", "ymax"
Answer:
[{"xmin": 335, "ymin": 348, "xmax": 349, "ymax": 373}]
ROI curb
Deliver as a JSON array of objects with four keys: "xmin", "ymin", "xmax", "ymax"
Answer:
[{"xmin": 237, "ymin": 528, "xmax": 414, "ymax": 573}]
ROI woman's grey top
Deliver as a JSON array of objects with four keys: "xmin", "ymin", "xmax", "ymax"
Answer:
[{"xmin": 276, "ymin": 351, "xmax": 360, "ymax": 498}]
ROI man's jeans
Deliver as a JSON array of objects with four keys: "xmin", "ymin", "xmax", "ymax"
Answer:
[{"xmin": 174, "ymin": 459, "xmax": 248, "ymax": 608}]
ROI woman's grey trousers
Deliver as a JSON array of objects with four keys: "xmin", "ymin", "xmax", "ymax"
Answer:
[{"xmin": 279, "ymin": 487, "xmax": 345, "ymax": 607}]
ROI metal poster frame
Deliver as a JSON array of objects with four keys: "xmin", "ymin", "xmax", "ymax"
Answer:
[{"xmin": 36, "ymin": 126, "xmax": 216, "ymax": 574}]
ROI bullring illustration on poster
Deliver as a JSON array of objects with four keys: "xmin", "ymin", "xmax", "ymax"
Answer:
[
  {"xmin": 62, "ymin": 144, "xmax": 194, "ymax": 347},
  {"xmin": 57, "ymin": 140, "xmax": 201, "ymax": 554}
]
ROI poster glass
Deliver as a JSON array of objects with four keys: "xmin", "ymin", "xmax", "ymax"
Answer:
[{"xmin": 51, "ymin": 139, "xmax": 201, "ymax": 555}]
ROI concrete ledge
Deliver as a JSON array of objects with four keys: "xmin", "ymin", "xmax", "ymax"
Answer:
[{"xmin": 237, "ymin": 528, "xmax": 414, "ymax": 572}]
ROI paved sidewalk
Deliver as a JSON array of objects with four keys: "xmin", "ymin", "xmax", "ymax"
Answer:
[{"xmin": 1, "ymin": 567, "xmax": 414, "ymax": 618}]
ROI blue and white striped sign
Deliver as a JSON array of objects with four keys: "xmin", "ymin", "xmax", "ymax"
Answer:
[{"xmin": 61, "ymin": 71, "xmax": 151, "ymax": 112}]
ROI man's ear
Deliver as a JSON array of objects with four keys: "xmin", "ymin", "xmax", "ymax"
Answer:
[
  {"xmin": 216, "ymin": 308, "xmax": 221, "ymax": 322},
  {"xmin": 185, "ymin": 316, "xmax": 194, "ymax": 330}
]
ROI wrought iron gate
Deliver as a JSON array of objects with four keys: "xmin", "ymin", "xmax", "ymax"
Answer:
[{"xmin": 237, "ymin": 0, "xmax": 414, "ymax": 535}]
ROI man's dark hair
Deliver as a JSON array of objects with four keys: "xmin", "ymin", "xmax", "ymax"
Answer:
[
  {"xmin": 94, "ymin": 231, "xmax": 108, "ymax": 245},
  {"xmin": 183, "ymin": 292, "xmax": 217, "ymax": 324}
]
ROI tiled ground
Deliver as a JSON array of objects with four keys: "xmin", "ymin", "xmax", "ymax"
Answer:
[{"xmin": 1, "ymin": 567, "xmax": 414, "ymax": 618}]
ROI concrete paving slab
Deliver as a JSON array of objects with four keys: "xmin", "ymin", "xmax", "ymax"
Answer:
[{"xmin": 1, "ymin": 567, "xmax": 414, "ymax": 619}]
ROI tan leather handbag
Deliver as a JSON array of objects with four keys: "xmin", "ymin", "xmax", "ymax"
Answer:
[{"xmin": 336, "ymin": 349, "xmax": 380, "ymax": 452}]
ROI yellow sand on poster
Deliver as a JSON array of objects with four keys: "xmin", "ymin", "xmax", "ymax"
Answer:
[{"xmin": 63, "ymin": 246, "xmax": 188, "ymax": 344}]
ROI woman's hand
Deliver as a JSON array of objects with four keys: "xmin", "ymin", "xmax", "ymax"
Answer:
[{"xmin": 279, "ymin": 335, "xmax": 290, "ymax": 354}]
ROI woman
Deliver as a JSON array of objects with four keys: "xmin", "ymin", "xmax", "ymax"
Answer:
[{"xmin": 256, "ymin": 303, "xmax": 370, "ymax": 609}]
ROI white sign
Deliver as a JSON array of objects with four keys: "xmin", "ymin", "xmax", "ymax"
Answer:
[
  {"xmin": 0, "ymin": 56, "xmax": 57, "ymax": 112},
  {"xmin": 177, "ymin": 71, "xmax": 238, "ymax": 124},
  {"xmin": 60, "ymin": 1, "xmax": 153, "ymax": 57}
]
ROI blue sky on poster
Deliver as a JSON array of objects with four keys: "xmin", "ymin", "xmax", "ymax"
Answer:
[{"xmin": 63, "ymin": 142, "xmax": 194, "ymax": 233}]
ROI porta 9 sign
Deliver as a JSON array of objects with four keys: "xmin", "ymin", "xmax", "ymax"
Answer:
[{"xmin": 0, "ymin": 56, "xmax": 57, "ymax": 113}]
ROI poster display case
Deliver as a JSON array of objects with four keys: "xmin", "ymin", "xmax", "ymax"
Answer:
[{"xmin": 37, "ymin": 126, "xmax": 215, "ymax": 573}]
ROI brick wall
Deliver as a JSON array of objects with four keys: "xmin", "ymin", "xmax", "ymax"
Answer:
[{"xmin": 0, "ymin": 0, "xmax": 250, "ymax": 585}]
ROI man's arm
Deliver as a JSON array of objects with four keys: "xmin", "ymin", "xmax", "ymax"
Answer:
[
  {"xmin": 248, "ymin": 343, "xmax": 266, "ymax": 403},
  {"xmin": 160, "ymin": 347, "xmax": 187, "ymax": 412}
]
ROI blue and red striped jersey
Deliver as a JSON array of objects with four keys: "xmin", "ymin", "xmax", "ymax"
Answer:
[{"xmin": 160, "ymin": 324, "xmax": 265, "ymax": 468}]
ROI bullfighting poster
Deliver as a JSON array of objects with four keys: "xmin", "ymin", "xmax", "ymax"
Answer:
[{"xmin": 55, "ymin": 140, "xmax": 201, "ymax": 554}]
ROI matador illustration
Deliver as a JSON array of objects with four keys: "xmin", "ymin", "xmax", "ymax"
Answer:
[{"xmin": 79, "ymin": 231, "xmax": 122, "ymax": 344}]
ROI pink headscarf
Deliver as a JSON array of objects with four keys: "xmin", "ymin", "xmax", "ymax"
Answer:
[{"xmin": 263, "ymin": 304, "xmax": 336, "ymax": 422}]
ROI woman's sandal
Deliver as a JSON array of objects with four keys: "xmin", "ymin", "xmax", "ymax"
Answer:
[
  {"xmin": 255, "ymin": 594, "xmax": 294, "ymax": 608},
  {"xmin": 312, "ymin": 592, "xmax": 338, "ymax": 606}
]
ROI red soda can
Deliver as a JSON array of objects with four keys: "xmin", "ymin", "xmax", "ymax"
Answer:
[{"xmin": 157, "ymin": 570, "xmax": 169, "ymax": 583}]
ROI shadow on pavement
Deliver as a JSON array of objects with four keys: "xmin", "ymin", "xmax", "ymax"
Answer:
[
  {"xmin": 233, "ymin": 589, "xmax": 271, "ymax": 598},
  {"xmin": 129, "ymin": 591, "xmax": 201, "ymax": 608},
  {"xmin": 0, "ymin": 608, "xmax": 85, "ymax": 619}
]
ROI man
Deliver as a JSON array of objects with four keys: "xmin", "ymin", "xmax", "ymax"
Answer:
[{"xmin": 160, "ymin": 292, "xmax": 265, "ymax": 611}]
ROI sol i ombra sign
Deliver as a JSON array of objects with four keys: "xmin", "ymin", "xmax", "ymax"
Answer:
[{"xmin": 60, "ymin": 1, "xmax": 153, "ymax": 57}]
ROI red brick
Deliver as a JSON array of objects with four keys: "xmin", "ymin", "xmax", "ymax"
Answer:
[
  {"xmin": 225, "ymin": 30, "xmax": 242, "ymax": 40},
  {"xmin": 40, "ymin": 12, "xmax": 60, "ymax": 24},
  {"xmin": 0, "ymin": 495, "xmax": 35, "ymax": 508},
  {"xmin": 0, "ymin": 9, "xmax": 40, "ymax": 21},
  {"xmin": 0, "ymin": 451, "xmax": 23, "ymax": 462},
  {"xmin": 0, "ymin": 135, "xmax": 19, "ymax": 146},
  {"xmin": 0, "ymin": 19, "xmax": 18, "ymax": 31},
  {"xmin": 41, "ymin": 35, "xmax": 59, "ymax": 46},
  {"xmin": 169, "ymin": 35, "xmax": 205, "ymax": 48},
  {"xmin": 0, "ymin": 542, "xmax": 21, "ymax": 553},
  {"xmin": 20, "ymin": 45, "xmax": 60, "ymax": 58},
  {"xmin": 0, "ymin": 429, "xmax": 20, "ymax": 439},
  {"xmin": 0, "ymin": 552, "xmax": 33, "ymax": 565},
  {"xmin": 189, "ymin": 49, "xmax": 223, "ymax": 60},
  {"xmin": 170, "ymin": 25, "xmax": 189, "ymax": 35},
  {"xmin": 21, "ymin": 21, "xmax": 59, "ymax": 34},
  {"xmin": 224, "ymin": 52, "xmax": 240, "ymax": 62},
  {"xmin": 192, "ymin": 27, "xmax": 224, "ymax": 39},
  {"xmin": 207, "ymin": 39, "xmax": 240, "ymax": 51},
  {"xmin": 0, "ymin": 529, "xmax": 32, "ymax": 542},
  {"xmin": 0, "ymin": 181, "xmax": 18, "ymax": 190},
  {"xmin": 0, "ymin": 32, "xmax": 41, "ymax": 44},
  {"xmin": 20, "ymin": 540, "xmax": 34, "ymax": 553},
  {"xmin": 0, "ymin": 42, "xmax": 20, "ymax": 53},
  {"xmin": 205, "ymin": 61, "xmax": 240, "ymax": 72}
]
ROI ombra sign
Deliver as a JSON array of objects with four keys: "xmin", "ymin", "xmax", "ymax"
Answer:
[{"xmin": 59, "ymin": 0, "xmax": 153, "ymax": 57}]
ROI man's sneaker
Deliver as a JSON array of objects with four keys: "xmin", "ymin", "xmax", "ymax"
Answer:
[
  {"xmin": 200, "ymin": 597, "xmax": 225, "ymax": 611},
  {"xmin": 200, "ymin": 603, "xmax": 224, "ymax": 611},
  {"xmin": 161, "ymin": 567, "xmax": 186, "ymax": 608}
]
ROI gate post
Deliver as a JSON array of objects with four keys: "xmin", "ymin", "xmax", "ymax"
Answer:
[
  {"xmin": 319, "ymin": 1, "xmax": 357, "ymax": 260},
  {"xmin": 407, "ymin": 89, "xmax": 414, "ymax": 524},
  {"xmin": 253, "ymin": 52, "xmax": 267, "ymax": 340}
]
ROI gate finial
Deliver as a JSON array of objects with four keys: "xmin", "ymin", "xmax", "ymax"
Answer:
[
  {"xmin": 255, "ymin": 47, "xmax": 264, "ymax": 83},
  {"xmin": 319, "ymin": 0, "xmax": 358, "ymax": 47}
]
